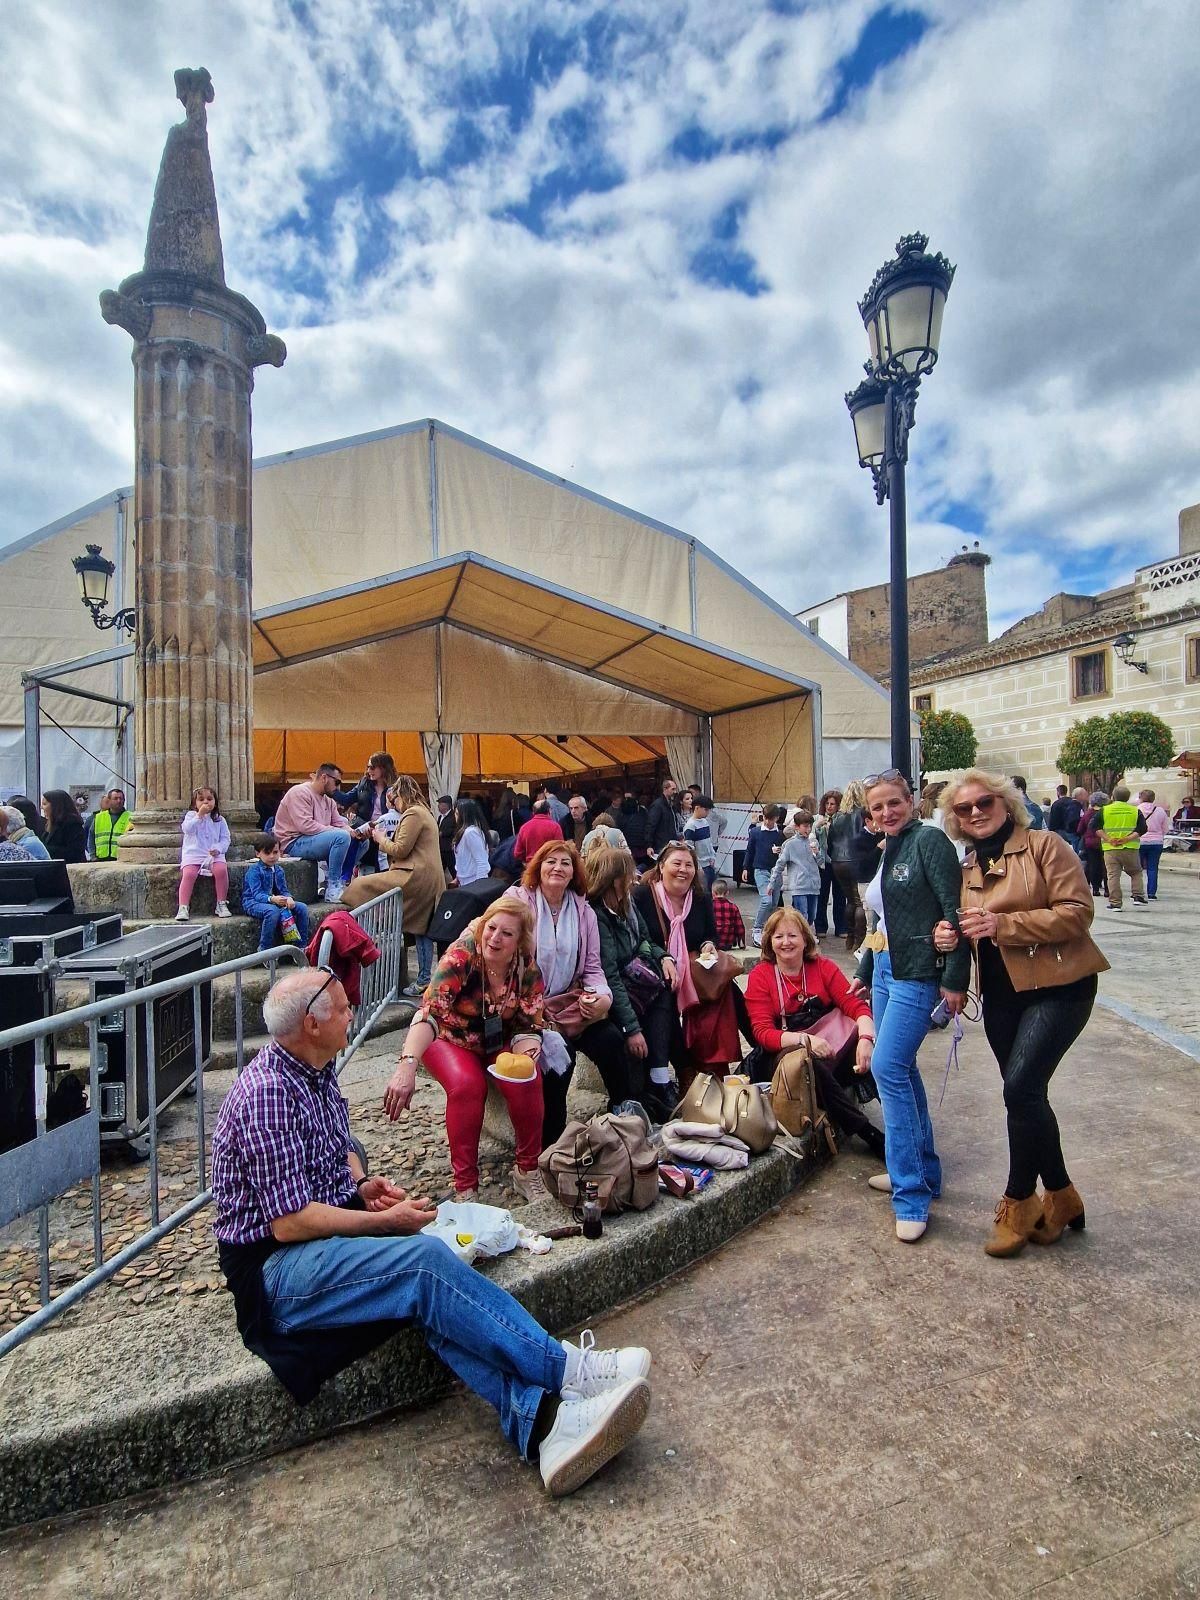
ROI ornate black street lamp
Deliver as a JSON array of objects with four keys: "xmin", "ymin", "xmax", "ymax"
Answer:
[
  {"xmin": 846, "ymin": 232, "xmax": 955, "ymax": 778},
  {"xmin": 71, "ymin": 543, "xmax": 135, "ymax": 634}
]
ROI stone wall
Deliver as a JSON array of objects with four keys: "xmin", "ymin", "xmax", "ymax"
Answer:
[
  {"xmin": 846, "ymin": 550, "xmax": 990, "ymax": 681},
  {"xmin": 913, "ymin": 611, "xmax": 1200, "ymax": 801}
]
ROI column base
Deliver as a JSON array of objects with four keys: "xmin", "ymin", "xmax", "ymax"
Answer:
[{"xmin": 117, "ymin": 805, "xmax": 263, "ymax": 864}]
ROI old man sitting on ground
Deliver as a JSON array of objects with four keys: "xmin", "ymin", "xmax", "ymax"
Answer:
[{"xmin": 211, "ymin": 967, "xmax": 651, "ymax": 1496}]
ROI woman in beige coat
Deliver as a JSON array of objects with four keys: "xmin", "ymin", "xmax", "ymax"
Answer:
[{"xmin": 343, "ymin": 775, "xmax": 446, "ymax": 993}]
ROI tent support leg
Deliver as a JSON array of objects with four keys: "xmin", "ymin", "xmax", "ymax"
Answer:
[{"xmin": 23, "ymin": 679, "xmax": 40, "ymax": 802}]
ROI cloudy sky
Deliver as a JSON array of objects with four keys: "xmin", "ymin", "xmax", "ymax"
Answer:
[{"xmin": 3, "ymin": 0, "xmax": 1197, "ymax": 633}]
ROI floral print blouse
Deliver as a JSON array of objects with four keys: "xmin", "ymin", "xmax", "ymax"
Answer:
[{"xmin": 421, "ymin": 931, "xmax": 544, "ymax": 1056}]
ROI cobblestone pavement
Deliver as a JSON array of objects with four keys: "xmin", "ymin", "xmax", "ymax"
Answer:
[{"xmin": 3, "ymin": 981, "xmax": 1197, "ymax": 1597}]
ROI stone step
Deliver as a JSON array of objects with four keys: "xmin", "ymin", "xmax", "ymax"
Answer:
[
  {"xmin": 124, "ymin": 904, "xmax": 337, "ymax": 964},
  {"xmin": 68, "ymin": 857, "xmax": 319, "ymax": 922}
]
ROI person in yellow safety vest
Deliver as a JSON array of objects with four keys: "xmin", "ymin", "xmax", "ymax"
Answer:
[
  {"xmin": 1097, "ymin": 784, "xmax": 1147, "ymax": 911},
  {"xmin": 88, "ymin": 788, "xmax": 132, "ymax": 861}
]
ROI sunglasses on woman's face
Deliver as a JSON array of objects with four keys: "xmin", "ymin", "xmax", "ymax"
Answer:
[{"xmin": 951, "ymin": 793, "xmax": 999, "ymax": 819}]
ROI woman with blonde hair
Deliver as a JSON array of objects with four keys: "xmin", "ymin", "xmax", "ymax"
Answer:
[
  {"xmin": 384, "ymin": 895, "xmax": 546, "ymax": 1203},
  {"xmin": 933, "ymin": 768, "xmax": 1108, "ymax": 1256},
  {"xmin": 743, "ymin": 906, "xmax": 882, "ymax": 1158},
  {"xmin": 345, "ymin": 773, "xmax": 450, "ymax": 996},
  {"xmin": 854, "ymin": 770, "xmax": 968, "ymax": 1243},
  {"xmin": 827, "ymin": 779, "xmax": 872, "ymax": 951}
]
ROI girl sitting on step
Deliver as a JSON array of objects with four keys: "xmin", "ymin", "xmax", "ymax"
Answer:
[{"xmin": 177, "ymin": 786, "xmax": 232, "ymax": 920}]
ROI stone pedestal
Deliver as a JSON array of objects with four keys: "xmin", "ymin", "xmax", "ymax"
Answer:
[{"xmin": 99, "ymin": 68, "xmax": 284, "ymax": 862}]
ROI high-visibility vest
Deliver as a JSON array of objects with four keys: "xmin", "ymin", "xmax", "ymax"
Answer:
[
  {"xmin": 92, "ymin": 808, "xmax": 131, "ymax": 860},
  {"xmin": 1099, "ymin": 802, "xmax": 1139, "ymax": 852}
]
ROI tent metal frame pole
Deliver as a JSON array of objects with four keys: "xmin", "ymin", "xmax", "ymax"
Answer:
[{"xmin": 23, "ymin": 680, "xmax": 40, "ymax": 802}]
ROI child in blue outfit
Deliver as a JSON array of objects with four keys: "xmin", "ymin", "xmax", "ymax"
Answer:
[
  {"xmin": 766, "ymin": 809, "xmax": 822, "ymax": 926},
  {"xmin": 242, "ymin": 834, "xmax": 310, "ymax": 951}
]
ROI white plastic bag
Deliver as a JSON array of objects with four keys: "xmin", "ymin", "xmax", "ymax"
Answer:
[{"xmin": 422, "ymin": 1201, "xmax": 520, "ymax": 1265}]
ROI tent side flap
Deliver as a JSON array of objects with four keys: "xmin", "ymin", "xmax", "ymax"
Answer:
[{"xmin": 712, "ymin": 695, "xmax": 813, "ymax": 801}]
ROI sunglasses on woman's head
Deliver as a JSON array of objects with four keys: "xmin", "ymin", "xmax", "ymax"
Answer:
[
  {"xmin": 951, "ymin": 794, "xmax": 999, "ymax": 819},
  {"xmin": 864, "ymin": 768, "xmax": 905, "ymax": 788}
]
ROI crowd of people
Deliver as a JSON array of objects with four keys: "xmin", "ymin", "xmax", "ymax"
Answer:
[{"xmin": 206, "ymin": 755, "xmax": 1123, "ymax": 1498}]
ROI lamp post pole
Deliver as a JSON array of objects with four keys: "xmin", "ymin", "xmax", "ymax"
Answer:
[
  {"xmin": 885, "ymin": 384, "xmax": 911, "ymax": 778},
  {"xmin": 845, "ymin": 233, "xmax": 955, "ymax": 783}
]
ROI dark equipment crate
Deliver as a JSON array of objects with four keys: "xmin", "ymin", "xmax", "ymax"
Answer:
[
  {"xmin": 0, "ymin": 857, "xmax": 75, "ymax": 917},
  {"xmin": 59, "ymin": 925, "xmax": 214, "ymax": 1145},
  {"xmin": 0, "ymin": 963, "xmax": 60, "ymax": 1155},
  {"xmin": 0, "ymin": 911, "xmax": 123, "ymax": 969}
]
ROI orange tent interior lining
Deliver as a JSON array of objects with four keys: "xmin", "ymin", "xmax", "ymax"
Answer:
[{"xmin": 254, "ymin": 729, "xmax": 665, "ymax": 785}]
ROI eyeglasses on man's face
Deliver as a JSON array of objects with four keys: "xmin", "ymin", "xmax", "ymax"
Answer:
[{"xmin": 304, "ymin": 968, "xmax": 339, "ymax": 1016}]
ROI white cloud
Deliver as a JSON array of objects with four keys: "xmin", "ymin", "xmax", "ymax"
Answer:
[{"xmin": 2, "ymin": 0, "xmax": 1199, "ymax": 647}]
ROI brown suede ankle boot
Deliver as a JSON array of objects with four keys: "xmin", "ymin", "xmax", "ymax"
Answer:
[
  {"xmin": 984, "ymin": 1193, "xmax": 1046, "ymax": 1257},
  {"xmin": 1030, "ymin": 1183, "xmax": 1085, "ymax": 1245}
]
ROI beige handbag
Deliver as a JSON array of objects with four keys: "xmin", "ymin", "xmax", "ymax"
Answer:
[
  {"xmin": 675, "ymin": 1071, "xmax": 777, "ymax": 1155},
  {"xmin": 770, "ymin": 1045, "xmax": 837, "ymax": 1155}
]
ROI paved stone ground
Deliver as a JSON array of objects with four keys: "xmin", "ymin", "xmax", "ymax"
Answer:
[{"xmin": 2, "ymin": 863, "xmax": 1197, "ymax": 1595}]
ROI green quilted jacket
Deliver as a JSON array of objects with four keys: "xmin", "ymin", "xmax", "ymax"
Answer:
[{"xmin": 855, "ymin": 820, "xmax": 970, "ymax": 993}]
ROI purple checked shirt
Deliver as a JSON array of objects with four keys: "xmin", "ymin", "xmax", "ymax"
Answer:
[{"xmin": 211, "ymin": 1040, "xmax": 357, "ymax": 1246}]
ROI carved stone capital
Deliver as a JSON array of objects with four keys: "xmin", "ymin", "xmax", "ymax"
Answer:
[
  {"xmin": 99, "ymin": 288, "xmax": 152, "ymax": 342},
  {"xmin": 246, "ymin": 332, "xmax": 287, "ymax": 369}
]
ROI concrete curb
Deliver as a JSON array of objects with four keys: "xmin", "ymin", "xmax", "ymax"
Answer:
[{"xmin": 0, "ymin": 1138, "xmax": 821, "ymax": 1530}]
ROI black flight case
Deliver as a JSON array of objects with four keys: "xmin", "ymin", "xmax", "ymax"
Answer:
[
  {"xmin": 0, "ymin": 911, "xmax": 123, "ymax": 1155},
  {"xmin": 57, "ymin": 925, "xmax": 214, "ymax": 1147}
]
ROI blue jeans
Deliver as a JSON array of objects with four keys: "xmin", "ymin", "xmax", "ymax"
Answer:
[
  {"xmin": 791, "ymin": 893, "xmax": 818, "ymax": 924},
  {"xmin": 262, "ymin": 1233, "xmax": 566, "ymax": 1459},
  {"xmin": 870, "ymin": 951, "xmax": 942, "ymax": 1222},
  {"xmin": 254, "ymin": 902, "xmax": 310, "ymax": 952},
  {"xmin": 1139, "ymin": 841, "xmax": 1163, "ymax": 897},
  {"xmin": 415, "ymin": 934, "xmax": 434, "ymax": 984},
  {"xmin": 284, "ymin": 828, "xmax": 361, "ymax": 883},
  {"xmin": 752, "ymin": 868, "xmax": 777, "ymax": 934},
  {"xmin": 702, "ymin": 863, "xmax": 715, "ymax": 892}
]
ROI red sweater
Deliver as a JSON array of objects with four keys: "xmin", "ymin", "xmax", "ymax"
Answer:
[
  {"xmin": 513, "ymin": 813, "xmax": 564, "ymax": 862},
  {"xmin": 744, "ymin": 955, "xmax": 870, "ymax": 1052}
]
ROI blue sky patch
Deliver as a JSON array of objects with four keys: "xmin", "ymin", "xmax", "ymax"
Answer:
[{"xmin": 824, "ymin": 6, "xmax": 931, "ymax": 120}]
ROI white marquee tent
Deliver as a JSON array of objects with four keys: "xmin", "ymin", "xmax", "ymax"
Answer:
[{"xmin": 1, "ymin": 419, "xmax": 897, "ymax": 803}]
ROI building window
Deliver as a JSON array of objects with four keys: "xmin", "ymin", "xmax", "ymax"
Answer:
[
  {"xmin": 1071, "ymin": 648, "xmax": 1109, "ymax": 701},
  {"xmin": 913, "ymin": 693, "xmax": 933, "ymax": 712},
  {"xmin": 1186, "ymin": 635, "xmax": 1200, "ymax": 683},
  {"xmin": 808, "ymin": 617, "xmax": 819, "ymax": 637}
]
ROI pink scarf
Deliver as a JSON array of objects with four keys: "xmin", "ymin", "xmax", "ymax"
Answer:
[{"xmin": 654, "ymin": 880, "xmax": 699, "ymax": 1012}]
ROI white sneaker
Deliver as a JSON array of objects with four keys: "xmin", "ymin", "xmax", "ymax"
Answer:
[
  {"xmin": 539, "ymin": 1376, "xmax": 650, "ymax": 1496},
  {"xmin": 175, "ymin": 905, "xmax": 189, "ymax": 921},
  {"xmin": 751, "ymin": 930, "xmax": 763, "ymax": 947},
  {"xmin": 324, "ymin": 881, "xmax": 344, "ymax": 905},
  {"xmin": 215, "ymin": 900, "xmax": 232, "ymax": 919},
  {"xmin": 867, "ymin": 1172, "xmax": 893, "ymax": 1193},
  {"xmin": 562, "ymin": 1329, "xmax": 651, "ymax": 1397},
  {"xmin": 896, "ymin": 1218, "xmax": 927, "ymax": 1242}
]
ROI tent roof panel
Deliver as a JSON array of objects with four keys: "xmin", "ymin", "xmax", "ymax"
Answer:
[{"xmin": 251, "ymin": 553, "xmax": 814, "ymax": 717}]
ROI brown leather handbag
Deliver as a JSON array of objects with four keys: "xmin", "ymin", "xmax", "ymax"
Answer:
[
  {"xmin": 770, "ymin": 1046, "xmax": 837, "ymax": 1155},
  {"xmin": 538, "ymin": 1112, "xmax": 660, "ymax": 1213},
  {"xmin": 689, "ymin": 949, "xmax": 741, "ymax": 1004}
]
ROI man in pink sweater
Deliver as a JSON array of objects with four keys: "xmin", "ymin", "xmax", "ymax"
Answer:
[{"xmin": 272, "ymin": 765, "xmax": 366, "ymax": 905}]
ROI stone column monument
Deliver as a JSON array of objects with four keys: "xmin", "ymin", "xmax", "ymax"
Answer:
[{"xmin": 100, "ymin": 67, "xmax": 285, "ymax": 861}]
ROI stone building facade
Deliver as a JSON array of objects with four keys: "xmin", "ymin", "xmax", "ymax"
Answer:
[
  {"xmin": 797, "ymin": 547, "xmax": 990, "ymax": 682},
  {"xmin": 910, "ymin": 506, "xmax": 1200, "ymax": 805}
]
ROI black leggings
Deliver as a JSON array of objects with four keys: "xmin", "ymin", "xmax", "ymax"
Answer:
[
  {"xmin": 1083, "ymin": 845, "xmax": 1106, "ymax": 895},
  {"xmin": 540, "ymin": 1016, "xmax": 655, "ymax": 1146},
  {"xmin": 981, "ymin": 979, "xmax": 1096, "ymax": 1200}
]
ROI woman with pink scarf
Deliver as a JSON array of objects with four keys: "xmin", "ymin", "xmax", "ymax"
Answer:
[{"xmin": 633, "ymin": 841, "xmax": 746, "ymax": 1093}]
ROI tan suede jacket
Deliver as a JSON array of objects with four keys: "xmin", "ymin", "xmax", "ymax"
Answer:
[{"xmin": 961, "ymin": 827, "xmax": 1110, "ymax": 992}]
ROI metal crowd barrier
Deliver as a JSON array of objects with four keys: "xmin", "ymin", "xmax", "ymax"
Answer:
[
  {"xmin": 319, "ymin": 882, "xmax": 407, "ymax": 1074},
  {"xmin": 0, "ymin": 884, "xmax": 406, "ymax": 1359}
]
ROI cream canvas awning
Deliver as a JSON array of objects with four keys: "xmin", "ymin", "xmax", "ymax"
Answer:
[{"xmin": 252, "ymin": 553, "xmax": 816, "ymax": 719}]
